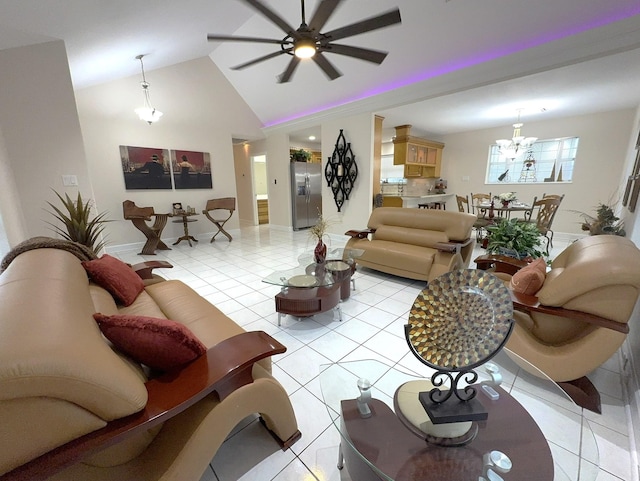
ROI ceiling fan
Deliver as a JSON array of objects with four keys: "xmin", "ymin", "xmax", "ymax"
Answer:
[{"xmin": 207, "ymin": 0, "xmax": 401, "ymax": 83}]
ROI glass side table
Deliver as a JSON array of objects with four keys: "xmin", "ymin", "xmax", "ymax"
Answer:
[
  {"xmin": 262, "ymin": 248, "xmax": 363, "ymax": 326},
  {"xmin": 319, "ymin": 353, "xmax": 597, "ymax": 481}
]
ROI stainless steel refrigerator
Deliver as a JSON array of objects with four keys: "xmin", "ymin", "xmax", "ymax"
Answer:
[{"xmin": 290, "ymin": 162, "xmax": 322, "ymax": 230}]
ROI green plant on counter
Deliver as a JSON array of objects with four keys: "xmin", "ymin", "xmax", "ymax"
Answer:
[
  {"xmin": 46, "ymin": 190, "xmax": 110, "ymax": 255},
  {"xmin": 486, "ymin": 218, "xmax": 546, "ymax": 259}
]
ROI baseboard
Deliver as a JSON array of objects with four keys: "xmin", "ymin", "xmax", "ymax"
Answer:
[
  {"xmin": 621, "ymin": 339, "xmax": 640, "ymax": 481},
  {"xmin": 104, "ymin": 229, "xmax": 241, "ymax": 254}
]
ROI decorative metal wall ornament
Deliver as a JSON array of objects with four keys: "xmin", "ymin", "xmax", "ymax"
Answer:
[{"xmin": 324, "ymin": 129, "xmax": 358, "ymax": 212}]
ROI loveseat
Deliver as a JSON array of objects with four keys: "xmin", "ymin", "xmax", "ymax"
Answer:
[
  {"xmin": 0, "ymin": 242, "xmax": 300, "ymax": 480},
  {"xmin": 344, "ymin": 207, "xmax": 477, "ymax": 281}
]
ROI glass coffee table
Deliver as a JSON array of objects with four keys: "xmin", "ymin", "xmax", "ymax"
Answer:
[
  {"xmin": 319, "ymin": 353, "xmax": 597, "ymax": 481},
  {"xmin": 263, "ymin": 248, "xmax": 362, "ymax": 326}
]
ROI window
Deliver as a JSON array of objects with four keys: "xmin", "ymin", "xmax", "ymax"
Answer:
[{"xmin": 486, "ymin": 137, "xmax": 579, "ymax": 184}]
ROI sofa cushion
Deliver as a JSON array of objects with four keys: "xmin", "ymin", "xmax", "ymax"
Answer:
[
  {"xmin": 93, "ymin": 313, "xmax": 207, "ymax": 372},
  {"xmin": 82, "ymin": 255, "xmax": 145, "ymax": 306},
  {"xmin": 510, "ymin": 257, "xmax": 546, "ymax": 295}
]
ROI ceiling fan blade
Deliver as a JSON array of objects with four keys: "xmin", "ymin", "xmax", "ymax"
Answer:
[
  {"xmin": 207, "ymin": 34, "xmax": 289, "ymax": 45},
  {"xmin": 322, "ymin": 8, "xmax": 401, "ymax": 42},
  {"xmin": 308, "ymin": 0, "xmax": 343, "ymax": 33},
  {"xmin": 320, "ymin": 43, "xmax": 387, "ymax": 64},
  {"xmin": 232, "ymin": 49, "xmax": 292, "ymax": 70},
  {"xmin": 312, "ymin": 52, "xmax": 342, "ymax": 80},
  {"xmin": 243, "ymin": 0, "xmax": 299, "ymax": 38},
  {"xmin": 278, "ymin": 57, "xmax": 301, "ymax": 83}
]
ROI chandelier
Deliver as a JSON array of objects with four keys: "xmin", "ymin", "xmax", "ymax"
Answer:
[
  {"xmin": 496, "ymin": 110, "xmax": 536, "ymax": 160},
  {"xmin": 134, "ymin": 54, "xmax": 163, "ymax": 124}
]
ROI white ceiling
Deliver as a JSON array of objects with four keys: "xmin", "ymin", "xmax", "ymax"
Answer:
[{"xmin": 1, "ymin": 0, "xmax": 640, "ymax": 143}]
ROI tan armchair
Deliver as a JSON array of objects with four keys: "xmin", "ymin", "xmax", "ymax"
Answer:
[{"xmin": 476, "ymin": 235, "xmax": 640, "ymax": 412}]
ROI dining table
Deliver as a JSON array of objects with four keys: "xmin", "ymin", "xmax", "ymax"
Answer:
[{"xmin": 476, "ymin": 201, "xmax": 534, "ymax": 221}]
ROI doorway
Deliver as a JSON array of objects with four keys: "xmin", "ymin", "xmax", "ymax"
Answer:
[{"xmin": 252, "ymin": 155, "xmax": 269, "ymax": 224}]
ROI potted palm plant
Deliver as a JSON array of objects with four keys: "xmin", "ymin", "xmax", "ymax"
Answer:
[
  {"xmin": 486, "ymin": 218, "xmax": 545, "ymax": 260},
  {"xmin": 46, "ymin": 190, "xmax": 110, "ymax": 255}
]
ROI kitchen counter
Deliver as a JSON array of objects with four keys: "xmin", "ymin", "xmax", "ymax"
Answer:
[{"xmin": 382, "ymin": 193, "xmax": 453, "ymax": 208}]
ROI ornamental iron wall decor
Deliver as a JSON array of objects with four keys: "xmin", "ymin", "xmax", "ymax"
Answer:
[{"xmin": 324, "ymin": 129, "xmax": 358, "ymax": 212}]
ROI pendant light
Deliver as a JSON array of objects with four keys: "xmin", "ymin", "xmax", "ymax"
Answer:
[{"xmin": 134, "ymin": 54, "xmax": 163, "ymax": 124}]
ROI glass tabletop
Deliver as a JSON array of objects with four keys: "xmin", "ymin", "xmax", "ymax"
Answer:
[
  {"xmin": 262, "ymin": 247, "xmax": 363, "ymax": 288},
  {"xmin": 319, "ymin": 352, "xmax": 597, "ymax": 481}
]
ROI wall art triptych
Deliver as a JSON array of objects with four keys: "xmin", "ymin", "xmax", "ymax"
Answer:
[{"xmin": 120, "ymin": 145, "xmax": 212, "ymax": 190}]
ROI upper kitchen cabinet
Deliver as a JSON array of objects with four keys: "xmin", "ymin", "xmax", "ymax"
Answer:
[{"xmin": 392, "ymin": 125, "xmax": 444, "ymax": 178}]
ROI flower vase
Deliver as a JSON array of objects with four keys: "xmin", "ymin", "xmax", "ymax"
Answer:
[
  {"xmin": 314, "ymin": 240, "xmax": 327, "ymax": 263},
  {"xmin": 502, "ymin": 201, "xmax": 510, "ymax": 208}
]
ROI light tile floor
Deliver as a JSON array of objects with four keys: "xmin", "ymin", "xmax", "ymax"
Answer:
[{"xmin": 114, "ymin": 226, "xmax": 635, "ymax": 481}]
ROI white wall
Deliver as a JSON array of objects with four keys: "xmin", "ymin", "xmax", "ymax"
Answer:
[
  {"xmin": 75, "ymin": 57, "xmax": 264, "ymax": 248},
  {"xmin": 0, "ymin": 41, "xmax": 92, "ymax": 244},
  {"xmin": 619, "ymin": 105, "xmax": 640, "ymax": 467},
  {"xmin": 441, "ymin": 109, "xmax": 636, "ymax": 234}
]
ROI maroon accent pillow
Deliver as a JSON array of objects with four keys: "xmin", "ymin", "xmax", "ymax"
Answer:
[
  {"xmin": 82, "ymin": 254, "xmax": 145, "ymax": 306},
  {"xmin": 93, "ymin": 313, "xmax": 207, "ymax": 372},
  {"xmin": 510, "ymin": 257, "xmax": 547, "ymax": 296}
]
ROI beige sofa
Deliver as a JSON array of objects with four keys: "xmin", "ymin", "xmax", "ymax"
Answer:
[
  {"xmin": 345, "ymin": 207, "xmax": 477, "ymax": 281},
  {"xmin": 0, "ymin": 246, "xmax": 300, "ymax": 480}
]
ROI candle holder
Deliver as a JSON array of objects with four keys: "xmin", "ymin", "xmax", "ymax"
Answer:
[{"xmin": 324, "ymin": 129, "xmax": 358, "ymax": 212}]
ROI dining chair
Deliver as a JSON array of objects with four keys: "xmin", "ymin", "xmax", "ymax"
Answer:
[
  {"xmin": 456, "ymin": 194, "xmax": 469, "ymax": 213},
  {"xmin": 518, "ymin": 196, "xmax": 538, "ymax": 222},
  {"xmin": 470, "ymin": 192, "xmax": 493, "ymax": 218},
  {"xmin": 460, "ymin": 194, "xmax": 491, "ymax": 241},
  {"xmin": 529, "ymin": 194, "xmax": 565, "ymax": 249}
]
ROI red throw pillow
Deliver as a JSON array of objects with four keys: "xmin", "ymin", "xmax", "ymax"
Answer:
[
  {"xmin": 510, "ymin": 257, "xmax": 547, "ymax": 296},
  {"xmin": 94, "ymin": 313, "xmax": 207, "ymax": 372},
  {"xmin": 82, "ymin": 254, "xmax": 145, "ymax": 306}
]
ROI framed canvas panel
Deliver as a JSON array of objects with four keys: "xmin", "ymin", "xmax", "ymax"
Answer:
[
  {"xmin": 170, "ymin": 149, "xmax": 212, "ymax": 189},
  {"xmin": 120, "ymin": 145, "xmax": 172, "ymax": 190}
]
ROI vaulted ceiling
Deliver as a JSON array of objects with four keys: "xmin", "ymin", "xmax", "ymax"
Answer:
[{"xmin": 2, "ymin": 0, "xmax": 640, "ymax": 140}]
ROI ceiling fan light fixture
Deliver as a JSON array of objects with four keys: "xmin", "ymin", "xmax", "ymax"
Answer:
[
  {"xmin": 294, "ymin": 38, "xmax": 316, "ymax": 59},
  {"xmin": 134, "ymin": 54, "xmax": 163, "ymax": 124}
]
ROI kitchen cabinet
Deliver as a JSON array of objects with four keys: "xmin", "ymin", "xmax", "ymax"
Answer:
[
  {"xmin": 404, "ymin": 164, "xmax": 426, "ymax": 177},
  {"xmin": 393, "ymin": 125, "xmax": 444, "ymax": 178}
]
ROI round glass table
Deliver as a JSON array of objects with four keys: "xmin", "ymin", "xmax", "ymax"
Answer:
[
  {"xmin": 262, "ymin": 248, "xmax": 363, "ymax": 326},
  {"xmin": 319, "ymin": 353, "xmax": 598, "ymax": 481}
]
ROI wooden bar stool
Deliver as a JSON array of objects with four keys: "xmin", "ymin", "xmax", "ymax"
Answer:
[{"xmin": 203, "ymin": 197, "xmax": 235, "ymax": 242}]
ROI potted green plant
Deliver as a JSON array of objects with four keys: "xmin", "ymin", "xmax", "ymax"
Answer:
[
  {"xmin": 46, "ymin": 190, "xmax": 110, "ymax": 255},
  {"xmin": 574, "ymin": 202, "xmax": 626, "ymax": 236},
  {"xmin": 290, "ymin": 148, "xmax": 311, "ymax": 162},
  {"xmin": 486, "ymin": 218, "xmax": 545, "ymax": 260}
]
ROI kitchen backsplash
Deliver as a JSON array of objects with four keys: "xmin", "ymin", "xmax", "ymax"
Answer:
[{"xmin": 380, "ymin": 177, "xmax": 437, "ymax": 196}]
